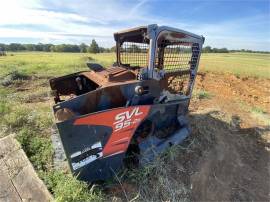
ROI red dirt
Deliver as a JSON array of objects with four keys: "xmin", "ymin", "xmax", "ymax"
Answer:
[{"xmin": 195, "ymin": 72, "xmax": 270, "ymax": 113}]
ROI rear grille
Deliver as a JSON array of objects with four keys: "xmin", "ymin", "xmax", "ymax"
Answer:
[
  {"xmin": 157, "ymin": 42, "xmax": 200, "ymax": 73},
  {"xmin": 120, "ymin": 42, "xmax": 149, "ymax": 67}
]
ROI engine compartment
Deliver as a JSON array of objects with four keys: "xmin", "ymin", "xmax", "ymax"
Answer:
[{"xmin": 49, "ymin": 65, "xmax": 140, "ymax": 104}]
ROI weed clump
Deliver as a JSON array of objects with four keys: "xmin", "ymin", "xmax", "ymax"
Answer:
[
  {"xmin": 126, "ymin": 145, "xmax": 190, "ymax": 201},
  {"xmin": 4, "ymin": 108, "xmax": 33, "ymax": 129},
  {"xmin": 42, "ymin": 171, "xmax": 104, "ymax": 202},
  {"xmin": 251, "ymin": 107, "xmax": 265, "ymax": 114},
  {"xmin": 1, "ymin": 70, "xmax": 30, "ymax": 86},
  {"xmin": 0, "ymin": 101, "xmax": 10, "ymax": 115},
  {"xmin": 3, "ymin": 107, "xmax": 51, "ymax": 131},
  {"xmin": 194, "ymin": 90, "xmax": 212, "ymax": 99},
  {"xmin": 17, "ymin": 127, "xmax": 53, "ymax": 170},
  {"xmin": 0, "ymin": 106, "xmax": 53, "ymax": 170}
]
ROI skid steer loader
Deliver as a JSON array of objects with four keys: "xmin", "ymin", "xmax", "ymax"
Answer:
[{"xmin": 50, "ymin": 24, "xmax": 204, "ymax": 182}]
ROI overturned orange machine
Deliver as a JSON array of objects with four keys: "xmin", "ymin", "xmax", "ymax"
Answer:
[{"xmin": 50, "ymin": 24, "xmax": 205, "ymax": 182}]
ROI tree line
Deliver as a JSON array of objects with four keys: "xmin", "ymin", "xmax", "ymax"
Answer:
[
  {"xmin": 0, "ymin": 41, "xmax": 268, "ymax": 54},
  {"xmin": 0, "ymin": 39, "xmax": 114, "ymax": 53},
  {"xmin": 202, "ymin": 46, "xmax": 269, "ymax": 54}
]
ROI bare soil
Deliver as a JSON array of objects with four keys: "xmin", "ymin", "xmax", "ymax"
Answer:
[
  {"xmin": 187, "ymin": 73, "xmax": 270, "ymax": 201},
  {"xmin": 109, "ymin": 73, "xmax": 270, "ymax": 201}
]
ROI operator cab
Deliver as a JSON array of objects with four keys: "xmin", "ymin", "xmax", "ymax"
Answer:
[{"xmin": 114, "ymin": 24, "xmax": 204, "ymax": 95}]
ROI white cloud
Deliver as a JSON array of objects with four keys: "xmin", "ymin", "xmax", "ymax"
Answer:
[
  {"xmin": 0, "ymin": 0, "xmax": 269, "ymax": 50},
  {"xmin": 0, "ymin": 0, "xmax": 156, "ymax": 46}
]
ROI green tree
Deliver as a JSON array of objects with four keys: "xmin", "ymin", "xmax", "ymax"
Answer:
[
  {"xmin": 50, "ymin": 45, "xmax": 55, "ymax": 52},
  {"xmin": 127, "ymin": 44, "xmax": 141, "ymax": 53},
  {"xmin": 110, "ymin": 46, "xmax": 116, "ymax": 52},
  {"xmin": 79, "ymin": 43, "xmax": 87, "ymax": 53},
  {"xmin": 42, "ymin": 44, "xmax": 53, "ymax": 52},
  {"xmin": 88, "ymin": 39, "xmax": 99, "ymax": 53},
  {"xmin": 219, "ymin": 48, "xmax": 229, "ymax": 53},
  {"xmin": 24, "ymin": 44, "xmax": 35, "ymax": 51},
  {"xmin": 8, "ymin": 43, "xmax": 26, "ymax": 51},
  {"xmin": 203, "ymin": 46, "xmax": 212, "ymax": 53}
]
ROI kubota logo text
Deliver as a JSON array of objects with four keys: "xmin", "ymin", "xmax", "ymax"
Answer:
[{"xmin": 113, "ymin": 107, "xmax": 143, "ymax": 131}]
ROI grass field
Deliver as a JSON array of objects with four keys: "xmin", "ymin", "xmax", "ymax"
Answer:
[
  {"xmin": 0, "ymin": 52, "xmax": 269, "ymax": 201},
  {"xmin": 200, "ymin": 52, "xmax": 270, "ymax": 78},
  {"xmin": 0, "ymin": 52, "xmax": 269, "ymax": 78}
]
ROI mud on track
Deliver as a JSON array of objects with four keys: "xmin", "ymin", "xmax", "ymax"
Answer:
[{"xmin": 109, "ymin": 73, "xmax": 270, "ymax": 201}]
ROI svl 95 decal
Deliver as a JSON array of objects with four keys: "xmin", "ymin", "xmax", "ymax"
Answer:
[
  {"xmin": 114, "ymin": 107, "xmax": 143, "ymax": 132},
  {"xmin": 74, "ymin": 106, "xmax": 150, "ymax": 157}
]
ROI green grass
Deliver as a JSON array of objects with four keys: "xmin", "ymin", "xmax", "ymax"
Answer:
[
  {"xmin": 0, "ymin": 52, "xmax": 115, "ymax": 78},
  {"xmin": 0, "ymin": 52, "xmax": 269, "ymax": 78},
  {"xmin": 193, "ymin": 90, "xmax": 212, "ymax": 100},
  {"xmin": 41, "ymin": 171, "xmax": 103, "ymax": 202},
  {"xmin": 251, "ymin": 106, "xmax": 266, "ymax": 114},
  {"xmin": 250, "ymin": 106, "xmax": 270, "ymax": 126},
  {"xmin": 238, "ymin": 101, "xmax": 270, "ymax": 126},
  {"xmin": 199, "ymin": 52, "xmax": 270, "ymax": 78}
]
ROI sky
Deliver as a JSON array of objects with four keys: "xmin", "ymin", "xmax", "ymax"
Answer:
[{"xmin": 0, "ymin": 0, "xmax": 269, "ymax": 51}]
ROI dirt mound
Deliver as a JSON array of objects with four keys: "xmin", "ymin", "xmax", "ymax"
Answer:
[
  {"xmin": 188, "ymin": 73, "xmax": 270, "ymax": 201},
  {"xmin": 196, "ymin": 72, "xmax": 270, "ymax": 113},
  {"xmin": 189, "ymin": 111, "xmax": 269, "ymax": 201}
]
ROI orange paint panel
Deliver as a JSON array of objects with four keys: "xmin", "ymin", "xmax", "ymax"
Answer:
[{"xmin": 74, "ymin": 106, "xmax": 150, "ymax": 156}]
